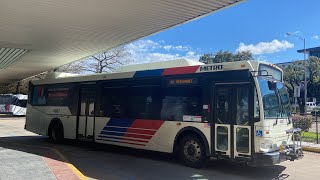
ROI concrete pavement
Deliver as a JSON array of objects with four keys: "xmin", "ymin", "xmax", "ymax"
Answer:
[{"xmin": 1, "ymin": 117, "xmax": 320, "ymax": 180}]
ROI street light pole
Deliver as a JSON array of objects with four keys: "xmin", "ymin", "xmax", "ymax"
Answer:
[
  {"xmin": 286, "ymin": 32, "xmax": 307, "ymax": 114},
  {"xmin": 303, "ymin": 38, "xmax": 307, "ymax": 115}
]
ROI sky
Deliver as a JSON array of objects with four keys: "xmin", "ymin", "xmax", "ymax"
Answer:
[{"xmin": 124, "ymin": 0, "xmax": 320, "ymax": 64}]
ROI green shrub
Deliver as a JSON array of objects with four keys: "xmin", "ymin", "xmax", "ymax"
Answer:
[
  {"xmin": 301, "ymin": 131, "xmax": 320, "ymax": 142},
  {"xmin": 292, "ymin": 115, "xmax": 314, "ymax": 131}
]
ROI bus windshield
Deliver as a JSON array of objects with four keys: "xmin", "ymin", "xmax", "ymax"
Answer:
[{"xmin": 258, "ymin": 78, "xmax": 291, "ymax": 119}]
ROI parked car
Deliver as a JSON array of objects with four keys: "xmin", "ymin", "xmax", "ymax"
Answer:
[
  {"xmin": 309, "ymin": 102, "xmax": 320, "ymax": 116},
  {"xmin": 306, "ymin": 102, "xmax": 317, "ymax": 114}
]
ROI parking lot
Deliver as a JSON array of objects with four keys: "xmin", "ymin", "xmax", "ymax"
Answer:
[{"xmin": 0, "ymin": 117, "xmax": 319, "ymax": 180}]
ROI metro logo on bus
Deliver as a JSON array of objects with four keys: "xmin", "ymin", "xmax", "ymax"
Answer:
[{"xmin": 199, "ymin": 65, "xmax": 223, "ymax": 72}]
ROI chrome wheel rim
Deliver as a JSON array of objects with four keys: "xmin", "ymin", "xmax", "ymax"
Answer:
[{"xmin": 183, "ymin": 140, "xmax": 201, "ymax": 162}]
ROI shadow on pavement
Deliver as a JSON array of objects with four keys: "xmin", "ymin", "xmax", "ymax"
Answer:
[{"xmin": 0, "ymin": 135, "xmax": 288, "ymax": 180}]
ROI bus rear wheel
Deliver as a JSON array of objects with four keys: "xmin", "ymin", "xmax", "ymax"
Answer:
[
  {"xmin": 178, "ymin": 134, "xmax": 207, "ymax": 168},
  {"xmin": 49, "ymin": 122, "xmax": 64, "ymax": 143}
]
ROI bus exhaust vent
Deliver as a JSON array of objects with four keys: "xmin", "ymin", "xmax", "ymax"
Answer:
[{"xmin": 0, "ymin": 47, "xmax": 28, "ymax": 69}]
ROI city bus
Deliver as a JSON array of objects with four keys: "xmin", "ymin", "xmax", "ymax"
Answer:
[
  {"xmin": 0, "ymin": 94, "xmax": 27, "ymax": 116},
  {"xmin": 25, "ymin": 59, "xmax": 303, "ymax": 168}
]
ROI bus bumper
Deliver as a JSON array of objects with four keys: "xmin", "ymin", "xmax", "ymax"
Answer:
[
  {"xmin": 250, "ymin": 151, "xmax": 283, "ymax": 167},
  {"xmin": 250, "ymin": 147, "xmax": 303, "ymax": 167}
]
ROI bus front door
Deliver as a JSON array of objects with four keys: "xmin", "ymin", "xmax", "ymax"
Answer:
[
  {"xmin": 78, "ymin": 85, "xmax": 96, "ymax": 141},
  {"xmin": 214, "ymin": 83, "xmax": 252, "ymax": 160}
]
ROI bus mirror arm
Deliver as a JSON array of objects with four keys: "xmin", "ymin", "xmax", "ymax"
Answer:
[{"xmin": 250, "ymin": 70, "xmax": 274, "ymax": 79}]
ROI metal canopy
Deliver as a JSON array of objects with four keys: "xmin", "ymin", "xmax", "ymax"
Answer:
[{"xmin": 0, "ymin": 0, "xmax": 242, "ymax": 82}]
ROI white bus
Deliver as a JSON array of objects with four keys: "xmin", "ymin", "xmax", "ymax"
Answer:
[
  {"xmin": 0, "ymin": 94, "xmax": 27, "ymax": 116},
  {"xmin": 25, "ymin": 59, "xmax": 303, "ymax": 168}
]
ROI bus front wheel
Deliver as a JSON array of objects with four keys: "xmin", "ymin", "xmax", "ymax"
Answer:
[
  {"xmin": 178, "ymin": 134, "xmax": 208, "ymax": 168},
  {"xmin": 49, "ymin": 122, "xmax": 64, "ymax": 143}
]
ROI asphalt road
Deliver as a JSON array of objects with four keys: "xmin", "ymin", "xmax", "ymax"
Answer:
[{"xmin": 0, "ymin": 117, "xmax": 320, "ymax": 180}]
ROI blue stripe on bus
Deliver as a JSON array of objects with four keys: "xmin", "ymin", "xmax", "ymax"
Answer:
[
  {"xmin": 100, "ymin": 131, "xmax": 126, "ymax": 137},
  {"xmin": 103, "ymin": 126, "xmax": 128, "ymax": 132},
  {"xmin": 133, "ymin": 69, "xmax": 164, "ymax": 78},
  {"xmin": 96, "ymin": 138, "xmax": 125, "ymax": 144},
  {"xmin": 96, "ymin": 138, "xmax": 145, "ymax": 146},
  {"xmin": 98, "ymin": 135, "xmax": 149, "ymax": 143},
  {"xmin": 98, "ymin": 135, "xmax": 125, "ymax": 140},
  {"xmin": 106, "ymin": 118, "xmax": 135, "ymax": 127}
]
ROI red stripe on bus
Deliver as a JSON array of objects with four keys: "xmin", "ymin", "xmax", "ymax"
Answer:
[
  {"xmin": 121, "ymin": 137, "xmax": 149, "ymax": 143},
  {"xmin": 124, "ymin": 133, "xmax": 153, "ymax": 140},
  {"xmin": 162, "ymin": 66, "xmax": 200, "ymax": 76},
  {"xmin": 126, "ymin": 128, "xmax": 156, "ymax": 135},
  {"xmin": 131, "ymin": 119, "xmax": 164, "ymax": 130}
]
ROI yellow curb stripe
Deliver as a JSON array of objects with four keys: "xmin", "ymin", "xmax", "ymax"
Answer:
[
  {"xmin": 9, "ymin": 142, "xmax": 88, "ymax": 180},
  {"xmin": 302, "ymin": 146, "xmax": 320, "ymax": 153},
  {"xmin": 52, "ymin": 149, "xmax": 88, "ymax": 180}
]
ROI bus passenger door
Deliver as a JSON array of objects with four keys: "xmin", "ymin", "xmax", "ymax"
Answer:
[
  {"xmin": 78, "ymin": 85, "xmax": 96, "ymax": 141},
  {"xmin": 214, "ymin": 83, "xmax": 251, "ymax": 160}
]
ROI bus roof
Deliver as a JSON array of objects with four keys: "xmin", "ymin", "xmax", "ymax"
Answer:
[
  {"xmin": 32, "ymin": 60, "xmax": 281, "ymax": 85},
  {"xmin": 116, "ymin": 59, "xmax": 204, "ymax": 72}
]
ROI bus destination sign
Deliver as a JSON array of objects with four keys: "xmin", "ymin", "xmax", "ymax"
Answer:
[{"xmin": 168, "ymin": 78, "xmax": 198, "ymax": 86}]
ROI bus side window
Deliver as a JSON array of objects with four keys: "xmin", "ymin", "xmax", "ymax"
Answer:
[
  {"xmin": 127, "ymin": 86, "xmax": 162, "ymax": 120},
  {"xmin": 100, "ymin": 87, "xmax": 128, "ymax": 118},
  {"xmin": 160, "ymin": 86, "xmax": 202, "ymax": 121}
]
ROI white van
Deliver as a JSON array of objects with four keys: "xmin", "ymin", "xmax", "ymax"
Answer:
[{"xmin": 306, "ymin": 102, "xmax": 317, "ymax": 114}]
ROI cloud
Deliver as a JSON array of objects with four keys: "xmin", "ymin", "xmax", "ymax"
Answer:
[
  {"xmin": 163, "ymin": 45, "xmax": 191, "ymax": 51},
  {"xmin": 126, "ymin": 39, "xmax": 160, "ymax": 52},
  {"xmin": 163, "ymin": 45, "xmax": 172, "ymax": 51},
  {"xmin": 125, "ymin": 39, "xmax": 200, "ymax": 64},
  {"xmin": 313, "ymin": 35, "xmax": 319, "ymax": 40},
  {"xmin": 236, "ymin": 39, "xmax": 294, "ymax": 55}
]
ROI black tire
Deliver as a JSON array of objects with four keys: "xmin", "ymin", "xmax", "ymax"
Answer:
[
  {"xmin": 178, "ymin": 134, "xmax": 208, "ymax": 168},
  {"xmin": 49, "ymin": 122, "xmax": 64, "ymax": 143}
]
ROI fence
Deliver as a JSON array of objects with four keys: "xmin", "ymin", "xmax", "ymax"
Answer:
[{"xmin": 293, "ymin": 113, "xmax": 319, "ymax": 145}]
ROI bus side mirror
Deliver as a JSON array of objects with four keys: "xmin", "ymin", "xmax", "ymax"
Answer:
[{"xmin": 268, "ymin": 81, "xmax": 277, "ymax": 90}]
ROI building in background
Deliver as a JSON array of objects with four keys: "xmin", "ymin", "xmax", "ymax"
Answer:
[
  {"xmin": 297, "ymin": 46, "xmax": 320, "ymax": 58},
  {"xmin": 275, "ymin": 46, "xmax": 320, "ymax": 78}
]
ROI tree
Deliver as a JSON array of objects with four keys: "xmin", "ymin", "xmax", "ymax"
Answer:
[
  {"xmin": 306, "ymin": 56, "xmax": 320, "ymax": 101},
  {"xmin": 0, "ymin": 46, "xmax": 131, "ymax": 94},
  {"xmin": 56, "ymin": 61, "xmax": 85, "ymax": 74},
  {"xmin": 283, "ymin": 56, "xmax": 320, "ymax": 113},
  {"xmin": 0, "ymin": 72, "xmax": 46, "ymax": 94},
  {"xmin": 199, "ymin": 53, "xmax": 214, "ymax": 64},
  {"xmin": 199, "ymin": 50, "xmax": 253, "ymax": 64},
  {"xmin": 55, "ymin": 46, "xmax": 131, "ymax": 74},
  {"xmin": 84, "ymin": 46, "xmax": 131, "ymax": 73},
  {"xmin": 283, "ymin": 62, "xmax": 305, "ymax": 112},
  {"xmin": 233, "ymin": 51, "xmax": 254, "ymax": 61}
]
